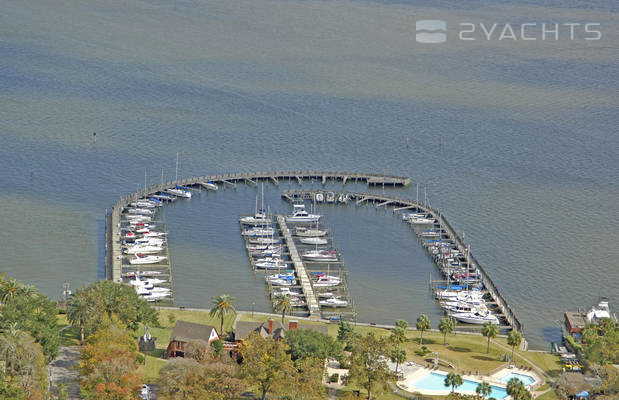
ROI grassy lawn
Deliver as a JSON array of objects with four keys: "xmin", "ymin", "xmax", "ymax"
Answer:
[
  {"xmin": 537, "ymin": 389, "xmax": 561, "ymax": 400},
  {"xmin": 57, "ymin": 313, "xmax": 81, "ymax": 346},
  {"xmin": 138, "ymin": 355, "xmax": 168, "ymax": 384}
]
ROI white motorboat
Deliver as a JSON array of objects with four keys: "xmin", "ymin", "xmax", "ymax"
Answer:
[
  {"xmin": 409, "ymin": 217, "xmax": 435, "ymax": 225},
  {"xmin": 141, "ymin": 292, "xmax": 171, "ymax": 301},
  {"xmin": 134, "ymin": 237, "xmax": 165, "ymax": 246},
  {"xmin": 317, "ymin": 292, "xmax": 336, "ymax": 298},
  {"xmin": 254, "ymin": 256, "xmax": 285, "ymax": 264},
  {"xmin": 124, "ymin": 245, "xmax": 164, "ymax": 254},
  {"xmin": 135, "ymin": 285, "xmax": 170, "ymax": 294},
  {"xmin": 127, "ymin": 216, "xmax": 152, "ymax": 223},
  {"xmin": 435, "ymin": 290, "xmax": 483, "ymax": 301},
  {"xmin": 269, "ymin": 278, "xmax": 295, "ymax": 286},
  {"xmin": 299, "ymin": 237, "xmax": 328, "ymax": 245},
  {"xmin": 130, "ymin": 277, "xmax": 167, "ymax": 286},
  {"xmin": 242, "ymin": 227, "xmax": 275, "ymax": 237},
  {"xmin": 123, "ymin": 270, "xmax": 162, "ymax": 277},
  {"xmin": 337, "ymin": 193, "xmax": 348, "ymax": 203},
  {"xmin": 450, "ymin": 310, "xmax": 499, "ymax": 325},
  {"xmin": 320, "ymin": 297, "xmax": 348, "ymax": 307},
  {"xmin": 129, "ymin": 254, "xmax": 167, "ymax": 265},
  {"xmin": 129, "ymin": 201, "xmax": 157, "ymax": 208},
  {"xmin": 315, "ymin": 192, "xmax": 324, "ymax": 202},
  {"xmin": 325, "ymin": 192, "xmax": 335, "ymax": 203},
  {"xmin": 240, "ymin": 213, "xmax": 272, "ymax": 225},
  {"xmin": 302, "ymin": 250, "xmax": 338, "ymax": 262},
  {"xmin": 296, "ymin": 227, "xmax": 327, "ymax": 237},
  {"xmin": 200, "ymin": 180, "xmax": 218, "ymax": 191},
  {"xmin": 312, "ymin": 275, "xmax": 341, "ymax": 287},
  {"xmin": 286, "ymin": 204, "xmax": 320, "ymax": 223},
  {"xmin": 143, "ymin": 231, "xmax": 166, "ymax": 238},
  {"xmin": 165, "ymin": 186, "xmax": 192, "ymax": 198},
  {"xmin": 125, "ymin": 208, "xmax": 155, "ymax": 215}
]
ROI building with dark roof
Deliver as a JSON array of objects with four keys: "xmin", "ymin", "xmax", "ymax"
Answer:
[
  {"xmin": 166, "ymin": 320, "xmax": 220, "ymax": 358},
  {"xmin": 233, "ymin": 318, "xmax": 328, "ymax": 343}
]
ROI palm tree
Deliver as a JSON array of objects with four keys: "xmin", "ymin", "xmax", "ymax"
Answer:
[
  {"xmin": 390, "ymin": 347, "xmax": 406, "ymax": 374},
  {"xmin": 481, "ymin": 321, "xmax": 499, "ymax": 354},
  {"xmin": 438, "ymin": 317, "xmax": 454, "ymax": 345},
  {"xmin": 390, "ymin": 327, "xmax": 406, "ymax": 345},
  {"xmin": 444, "ymin": 372, "xmax": 463, "ymax": 393},
  {"xmin": 273, "ymin": 294, "xmax": 292, "ymax": 324},
  {"xmin": 67, "ymin": 289, "xmax": 92, "ymax": 344},
  {"xmin": 416, "ymin": 314, "xmax": 431, "ymax": 345},
  {"xmin": 506, "ymin": 377, "xmax": 530, "ymax": 400},
  {"xmin": 210, "ymin": 294, "xmax": 237, "ymax": 334},
  {"xmin": 476, "ymin": 381, "xmax": 492, "ymax": 398},
  {"xmin": 395, "ymin": 319, "xmax": 409, "ymax": 330},
  {"xmin": 0, "ymin": 278, "xmax": 23, "ymax": 303},
  {"xmin": 507, "ymin": 330, "xmax": 522, "ymax": 362}
]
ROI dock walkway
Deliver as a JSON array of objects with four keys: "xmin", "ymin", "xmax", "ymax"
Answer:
[
  {"xmin": 281, "ymin": 189, "xmax": 524, "ymax": 333},
  {"xmin": 276, "ymin": 215, "xmax": 321, "ymax": 318}
]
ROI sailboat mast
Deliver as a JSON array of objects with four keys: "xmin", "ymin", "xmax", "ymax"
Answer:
[{"xmin": 175, "ymin": 152, "xmax": 179, "ymax": 181}]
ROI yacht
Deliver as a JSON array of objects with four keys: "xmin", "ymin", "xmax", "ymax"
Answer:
[
  {"xmin": 408, "ymin": 216, "xmax": 435, "ymax": 225},
  {"xmin": 129, "ymin": 201, "xmax": 157, "ymax": 209},
  {"xmin": 299, "ymin": 237, "xmax": 328, "ymax": 245},
  {"xmin": 450, "ymin": 309, "xmax": 499, "ymax": 325},
  {"xmin": 124, "ymin": 245, "xmax": 164, "ymax": 255},
  {"xmin": 286, "ymin": 204, "xmax": 320, "ymax": 223},
  {"xmin": 302, "ymin": 250, "xmax": 338, "ymax": 262},
  {"xmin": 143, "ymin": 231, "xmax": 166, "ymax": 238},
  {"xmin": 129, "ymin": 277, "xmax": 167, "ymax": 286},
  {"xmin": 315, "ymin": 192, "xmax": 324, "ymax": 202},
  {"xmin": 435, "ymin": 290, "xmax": 483, "ymax": 301},
  {"xmin": 320, "ymin": 297, "xmax": 348, "ymax": 308},
  {"xmin": 273, "ymin": 288, "xmax": 302, "ymax": 297},
  {"xmin": 249, "ymin": 237, "xmax": 281, "ymax": 245},
  {"xmin": 325, "ymin": 192, "xmax": 335, "ymax": 203},
  {"xmin": 296, "ymin": 227, "xmax": 327, "ymax": 237},
  {"xmin": 254, "ymin": 259, "xmax": 291, "ymax": 270},
  {"xmin": 242, "ymin": 227, "xmax": 275, "ymax": 237},
  {"xmin": 312, "ymin": 275, "xmax": 341, "ymax": 287},
  {"xmin": 269, "ymin": 277, "xmax": 295, "ymax": 286},
  {"xmin": 165, "ymin": 185, "xmax": 192, "ymax": 198},
  {"xmin": 200, "ymin": 180, "xmax": 218, "ymax": 191},
  {"xmin": 142, "ymin": 292, "xmax": 171, "ymax": 302},
  {"xmin": 129, "ymin": 254, "xmax": 167, "ymax": 265},
  {"xmin": 421, "ymin": 230, "xmax": 441, "ymax": 237}
]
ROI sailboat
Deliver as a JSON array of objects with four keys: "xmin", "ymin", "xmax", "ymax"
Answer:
[
  {"xmin": 165, "ymin": 152, "xmax": 192, "ymax": 198},
  {"xmin": 240, "ymin": 184, "xmax": 272, "ymax": 225}
]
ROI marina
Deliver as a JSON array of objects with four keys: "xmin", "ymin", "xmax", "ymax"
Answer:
[{"xmin": 107, "ymin": 171, "xmax": 520, "ymax": 334}]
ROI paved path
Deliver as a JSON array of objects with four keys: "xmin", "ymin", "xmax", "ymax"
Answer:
[{"xmin": 49, "ymin": 346, "xmax": 81, "ymax": 399}]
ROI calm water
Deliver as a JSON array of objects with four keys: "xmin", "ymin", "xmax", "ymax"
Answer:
[{"xmin": 1, "ymin": 0, "xmax": 617, "ymax": 349}]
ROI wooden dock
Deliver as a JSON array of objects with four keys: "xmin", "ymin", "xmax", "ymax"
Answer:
[
  {"xmin": 276, "ymin": 216, "xmax": 321, "ymax": 318},
  {"xmin": 281, "ymin": 189, "xmax": 524, "ymax": 333},
  {"xmin": 107, "ymin": 171, "xmax": 409, "ymax": 285}
]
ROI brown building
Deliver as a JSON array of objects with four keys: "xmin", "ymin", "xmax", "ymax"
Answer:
[
  {"xmin": 233, "ymin": 318, "xmax": 328, "ymax": 343},
  {"xmin": 166, "ymin": 320, "xmax": 220, "ymax": 358},
  {"xmin": 564, "ymin": 311, "xmax": 587, "ymax": 335}
]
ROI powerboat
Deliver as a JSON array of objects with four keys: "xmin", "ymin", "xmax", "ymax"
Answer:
[
  {"xmin": 143, "ymin": 231, "xmax": 166, "ymax": 238},
  {"xmin": 125, "ymin": 208, "xmax": 155, "ymax": 215},
  {"xmin": 312, "ymin": 275, "xmax": 341, "ymax": 287},
  {"xmin": 325, "ymin": 192, "xmax": 335, "ymax": 203},
  {"xmin": 249, "ymin": 237, "xmax": 281, "ymax": 245},
  {"xmin": 129, "ymin": 254, "xmax": 167, "ymax": 265},
  {"xmin": 450, "ymin": 309, "xmax": 499, "ymax": 325},
  {"xmin": 254, "ymin": 259, "xmax": 291, "ymax": 270},
  {"xmin": 240, "ymin": 211, "xmax": 272, "ymax": 225},
  {"xmin": 337, "ymin": 193, "xmax": 348, "ymax": 203},
  {"xmin": 320, "ymin": 297, "xmax": 348, "ymax": 307},
  {"xmin": 299, "ymin": 237, "xmax": 328, "ymax": 245},
  {"xmin": 408, "ymin": 217, "xmax": 435, "ymax": 225},
  {"xmin": 286, "ymin": 204, "xmax": 320, "ymax": 223},
  {"xmin": 421, "ymin": 230, "xmax": 441, "ymax": 237},
  {"xmin": 315, "ymin": 193, "xmax": 324, "ymax": 202},
  {"xmin": 302, "ymin": 250, "xmax": 338, "ymax": 262},
  {"xmin": 273, "ymin": 288, "xmax": 302, "ymax": 297}
]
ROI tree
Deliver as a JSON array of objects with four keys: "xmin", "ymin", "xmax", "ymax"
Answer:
[
  {"xmin": 159, "ymin": 358, "xmax": 246, "ymax": 400},
  {"xmin": 481, "ymin": 322, "xmax": 499, "ymax": 354},
  {"xmin": 507, "ymin": 330, "xmax": 522, "ymax": 362},
  {"xmin": 210, "ymin": 294, "xmax": 236, "ymax": 335},
  {"xmin": 78, "ymin": 322, "xmax": 142, "ymax": 400},
  {"xmin": 506, "ymin": 378, "xmax": 531, "ymax": 400},
  {"xmin": 416, "ymin": 314, "xmax": 431, "ymax": 345},
  {"xmin": 287, "ymin": 357, "xmax": 327, "ymax": 400},
  {"xmin": 337, "ymin": 321, "xmax": 359, "ymax": 351},
  {"xmin": 0, "ymin": 325, "xmax": 48, "ymax": 399},
  {"xmin": 390, "ymin": 327, "xmax": 407, "ymax": 345},
  {"xmin": 239, "ymin": 332, "xmax": 296, "ymax": 400},
  {"xmin": 210, "ymin": 339, "xmax": 224, "ymax": 359},
  {"xmin": 439, "ymin": 317, "xmax": 454, "ymax": 345},
  {"xmin": 67, "ymin": 288, "xmax": 102, "ymax": 344},
  {"xmin": 185, "ymin": 340, "xmax": 209, "ymax": 363},
  {"xmin": 476, "ymin": 381, "xmax": 492, "ymax": 398},
  {"xmin": 395, "ymin": 319, "xmax": 409, "ymax": 330},
  {"xmin": 273, "ymin": 294, "xmax": 293, "ymax": 324},
  {"xmin": 390, "ymin": 347, "xmax": 406, "ymax": 374},
  {"xmin": 0, "ymin": 286, "xmax": 60, "ymax": 360},
  {"xmin": 444, "ymin": 372, "xmax": 463, "ymax": 393},
  {"xmin": 286, "ymin": 329, "xmax": 342, "ymax": 361},
  {"xmin": 346, "ymin": 332, "xmax": 394, "ymax": 399}
]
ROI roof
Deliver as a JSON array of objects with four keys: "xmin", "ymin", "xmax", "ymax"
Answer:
[
  {"xmin": 234, "ymin": 320, "xmax": 328, "ymax": 341},
  {"xmin": 565, "ymin": 312, "xmax": 587, "ymax": 331},
  {"xmin": 170, "ymin": 320, "xmax": 218, "ymax": 343}
]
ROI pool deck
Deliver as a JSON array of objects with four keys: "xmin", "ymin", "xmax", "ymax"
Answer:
[{"xmin": 396, "ymin": 366, "xmax": 541, "ymax": 398}]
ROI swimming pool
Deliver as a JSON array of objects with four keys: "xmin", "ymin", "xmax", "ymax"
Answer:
[
  {"xmin": 499, "ymin": 372, "xmax": 535, "ymax": 386},
  {"xmin": 411, "ymin": 372, "xmax": 509, "ymax": 399}
]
